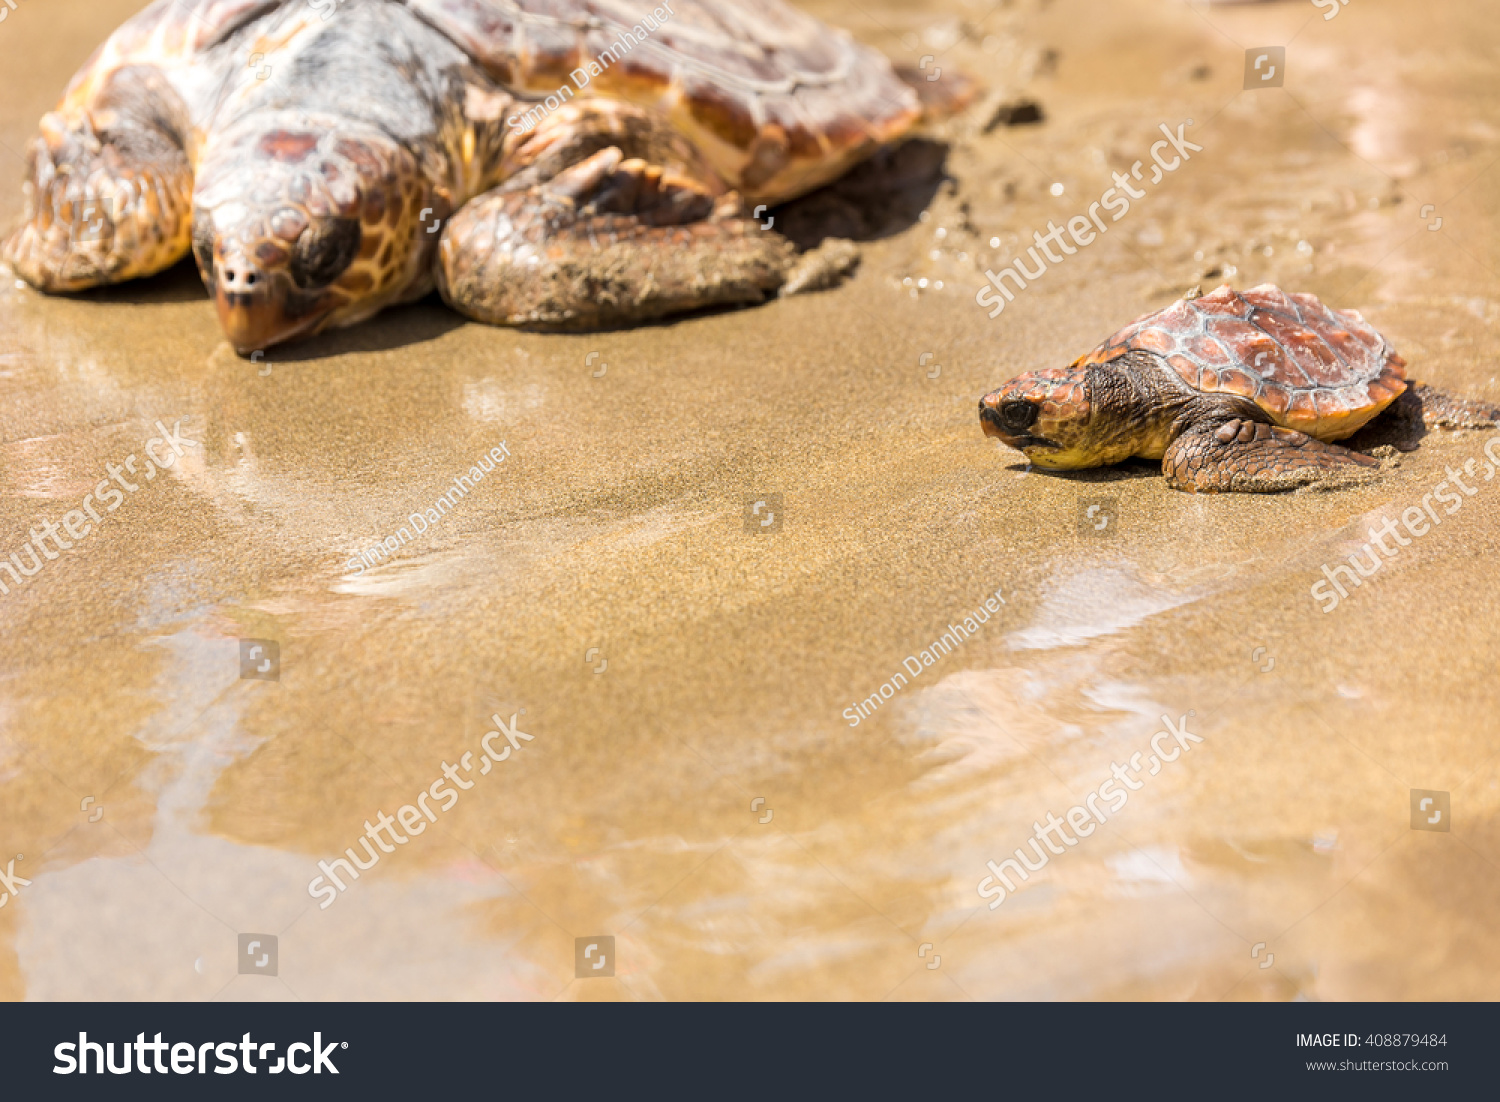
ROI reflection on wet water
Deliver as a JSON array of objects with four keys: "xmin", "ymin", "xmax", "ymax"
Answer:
[
  {"xmin": 1006, "ymin": 562, "xmax": 1204, "ymax": 650},
  {"xmin": 2, "ymin": 0, "xmax": 1500, "ymax": 1002}
]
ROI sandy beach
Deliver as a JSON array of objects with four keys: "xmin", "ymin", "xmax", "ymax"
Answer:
[{"xmin": 1, "ymin": 0, "xmax": 1498, "ymax": 1000}]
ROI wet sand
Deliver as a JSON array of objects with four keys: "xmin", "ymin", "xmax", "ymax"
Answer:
[{"xmin": 1, "ymin": 0, "xmax": 1498, "ymax": 1000}]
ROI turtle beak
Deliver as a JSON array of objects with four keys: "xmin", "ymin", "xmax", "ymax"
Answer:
[
  {"xmin": 979, "ymin": 399, "xmax": 1006, "ymax": 440},
  {"xmin": 212, "ymin": 248, "xmax": 324, "ymax": 355},
  {"xmin": 979, "ymin": 393, "xmax": 1020, "ymax": 444}
]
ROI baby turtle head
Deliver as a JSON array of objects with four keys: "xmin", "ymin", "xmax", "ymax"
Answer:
[
  {"xmin": 979, "ymin": 363, "xmax": 1104, "ymax": 469},
  {"xmin": 191, "ymin": 115, "xmax": 438, "ymax": 353}
]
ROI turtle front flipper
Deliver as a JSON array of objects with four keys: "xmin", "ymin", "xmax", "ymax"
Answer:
[
  {"xmin": 437, "ymin": 147, "xmax": 795, "ymax": 330},
  {"xmin": 3, "ymin": 66, "xmax": 194, "ymax": 292},
  {"xmin": 1162, "ymin": 418, "xmax": 1384, "ymax": 493}
]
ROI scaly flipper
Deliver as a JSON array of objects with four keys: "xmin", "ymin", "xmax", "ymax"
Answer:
[
  {"xmin": 3, "ymin": 65, "xmax": 194, "ymax": 291},
  {"xmin": 1407, "ymin": 382, "xmax": 1500, "ymax": 429},
  {"xmin": 437, "ymin": 146, "xmax": 795, "ymax": 330},
  {"xmin": 1348, "ymin": 382, "xmax": 1500, "ymax": 452},
  {"xmin": 891, "ymin": 64, "xmax": 979, "ymax": 121},
  {"xmin": 1162, "ymin": 418, "xmax": 1383, "ymax": 493},
  {"xmin": 496, "ymin": 99, "xmax": 728, "ymax": 198}
]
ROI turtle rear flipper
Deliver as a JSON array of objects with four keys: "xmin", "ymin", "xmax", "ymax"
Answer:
[
  {"xmin": 1406, "ymin": 382, "xmax": 1500, "ymax": 429},
  {"xmin": 1350, "ymin": 382, "xmax": 1500, "ymax": 453},
  {"xmin": 3, "ymin": 66, "xmax": 193, "ymax": 292},
  {"xmin": 892, "ymin": 65, "xmax": 981, "ymax": 121},
  {"xmin": 437, "ymin": 147, "xmax": 795, "ymax": 330},
  {"xmin": 1162, "ymin": 418, "xmax": 1385, "ymax": 493}
]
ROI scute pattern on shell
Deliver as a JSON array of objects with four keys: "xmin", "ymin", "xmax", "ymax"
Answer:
[
  {"xmin": 59, "ymin": 0, "xmax": 282, "ymax": 113},
  {"xmin": 1075, "ymin": 283, "xmax": 1409, "ymax": 435},
  {"xmin": 1016, "ymin": 365, "xmax": 1089, "ymax": 420},
  {"xmin": 407, "ymin": 0, "xmax": 921, "ymax": 203},
  {"xmin": 56, "ymin": 0, "xmax": 920, "ymax": 208}
]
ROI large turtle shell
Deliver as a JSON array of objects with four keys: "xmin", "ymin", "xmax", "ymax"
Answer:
[
  {"xmin": 408, "ymin": 0, "xmax": 922, "ymax": 203},
  {"xmin": 67, "ymin": 0, "xmax": 919, "ymax": 207},
  {"xmin": 1075, "ymin": 283, "xmax": 1409, "ymax": 440}
]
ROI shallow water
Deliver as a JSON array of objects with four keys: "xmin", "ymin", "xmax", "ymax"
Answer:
[{"xmin": 1, "ymin": 0, "xmax": 1499, "ymax": 1000}]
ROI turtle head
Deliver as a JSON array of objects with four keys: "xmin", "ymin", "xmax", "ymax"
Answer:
[
  {"xmin": 979, "ymin": 362, "xmax": 1104, "ymax": 469},
  {"xmin": 191, "ymin": 117, "xmax": 437, "ymax": 354}
]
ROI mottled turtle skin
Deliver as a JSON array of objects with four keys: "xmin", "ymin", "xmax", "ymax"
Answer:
[
  {"xmin": 980, "ymin": 284, "xmax": 1499, "ymax": 493},
  {"xmin": 2, "ymin": 0, "xmax": 933, "ymax": 352}
]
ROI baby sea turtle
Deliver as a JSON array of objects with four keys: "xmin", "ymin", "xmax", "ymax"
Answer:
[
  {"xmin": 3, "ymin": 0, "xmax": 965, "ymax": 352},
  {"xmin": 979, "ymin": 284, "xmax": 1500, "ymax": 493}
]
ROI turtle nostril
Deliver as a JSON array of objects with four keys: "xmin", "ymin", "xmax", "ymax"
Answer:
[{"xmin": 220, "ymin": 262, "xmax": 268, "ymax": 294}]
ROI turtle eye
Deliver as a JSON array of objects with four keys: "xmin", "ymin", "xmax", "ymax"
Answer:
[
  {"xmin": 1000, "ymin": 399, "xmax": 1038, "ymax": 432},
  {"xmin": 290, "ymin": 217, "xmax": 361, "ymax": 289}
]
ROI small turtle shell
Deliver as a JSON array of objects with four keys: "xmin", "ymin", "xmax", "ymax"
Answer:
[{"xmin": 1075, "ymin": 283, "xmax": 1409, "ymax": 439}]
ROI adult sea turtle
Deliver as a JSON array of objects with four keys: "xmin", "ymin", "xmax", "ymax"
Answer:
[
  {"xmin": 979, "ymin": 283, "xmax": 1500, "ymax": 492},
  {"xmin": 3, "ymin": 0, "xmax": 964, "ymax": 352}
]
